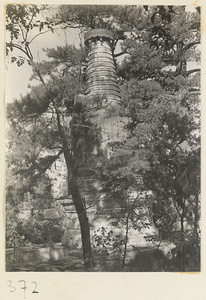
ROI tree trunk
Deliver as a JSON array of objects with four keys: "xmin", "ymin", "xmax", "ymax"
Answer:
[
  {"xmin": 56, "ymin": 115, "xmax": 93, "ymax": 271},
  {"xmin": 68, "ymin": 171, "xmax": 93, "ymax": 271},
  {"xmin": 180, "ymin": 215, "xmax": 185, "ymax": 271},
  {"xmin": 122, "ymin": 213, "xmax": 129, "ymax": 269},
  {"xmin": 193, "ymin": 195, "xmax": 199, "ymax": 242}
]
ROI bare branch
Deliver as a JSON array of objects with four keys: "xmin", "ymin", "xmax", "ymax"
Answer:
[
  {"xmin": 114, "ymin": 50, "xmax": 129, "ymax": 58},
  {"xmin": 29, "ymin": 28, "xmax": 56, "ymax": 44},
  {"xmin": 6, "ymin": 42, "xmax": 30, "ymax": 58}
]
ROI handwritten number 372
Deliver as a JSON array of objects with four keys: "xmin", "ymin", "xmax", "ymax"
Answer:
[{"xmin": 7, "ymin": 280, "xmax": 39, "ymax": 294}]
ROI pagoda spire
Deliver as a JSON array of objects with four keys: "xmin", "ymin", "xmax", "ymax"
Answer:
[{"xmin": 84, "ymin": 28, "xmax": 121, "ymax": 105}]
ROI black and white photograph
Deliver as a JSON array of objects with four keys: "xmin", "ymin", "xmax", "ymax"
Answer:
[{"xmin": 4, "ymin": 3, "xmax": 201, "ymax": 275}]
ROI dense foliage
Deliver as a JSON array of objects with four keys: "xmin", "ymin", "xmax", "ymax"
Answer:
[{"xmin": 6, "ymin": 4, "xmax": 200, "ymax": 271}]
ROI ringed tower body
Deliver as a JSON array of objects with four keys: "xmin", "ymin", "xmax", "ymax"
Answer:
[
  {"xmin": 84, "ymin": 28, "xmax": 123, "ymax": 153},
  {"xmin": 84, "ymin": 28, "xmax": 121, "ymax": 105}
]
